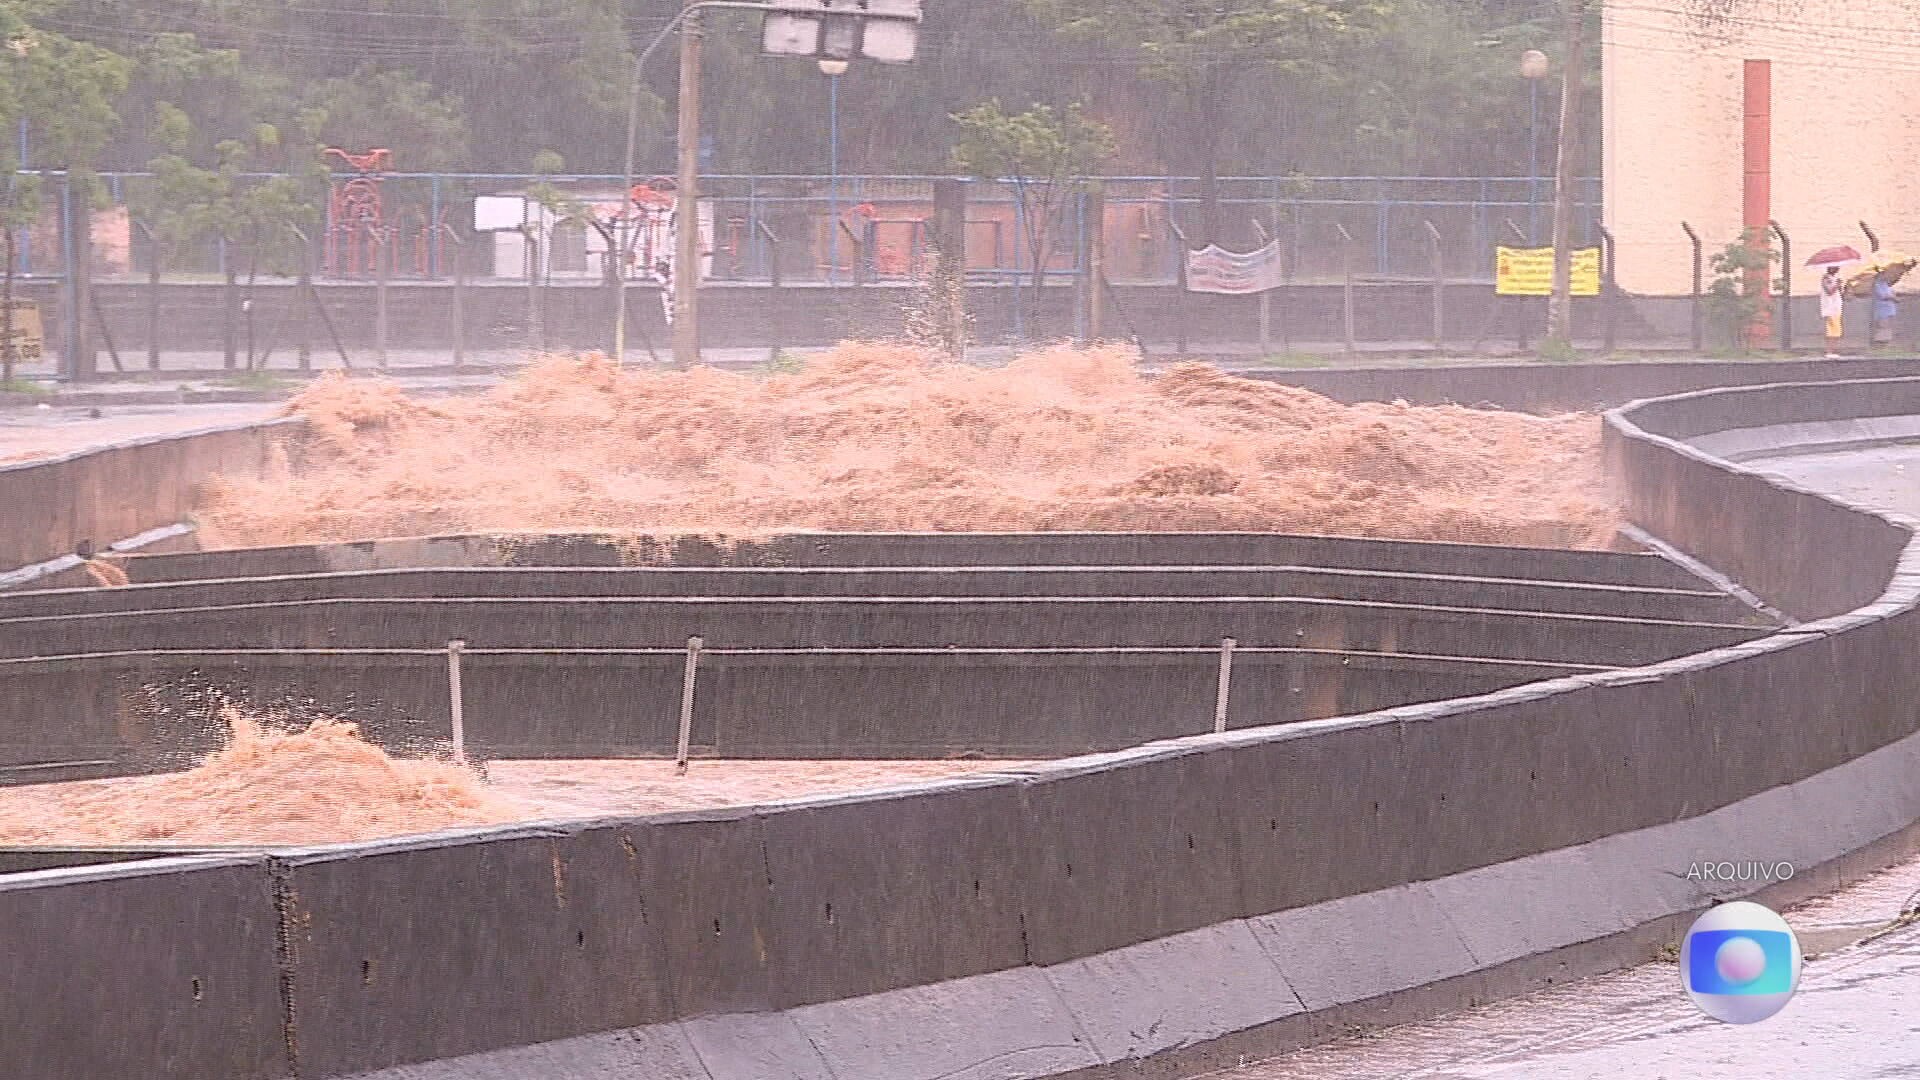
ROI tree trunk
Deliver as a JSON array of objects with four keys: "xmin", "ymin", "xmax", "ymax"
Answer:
[
  {"xmin": 2, "ymin": 229, "xmax": 15, "ymax": 384},
  {"xmin": 244, "ymin": 225, "xmax": 260, "ymax": 369},
  {"xmin": 1196, "ymin": 67, "xmax": 1222, "ymax": 249},
  {"xmin": 1544, "ymin": 0, "xmax": 1587, "ymax": 346},
  {"xmin": 72, "ymin": 194, "xmax": 96, "ymax": 382}
]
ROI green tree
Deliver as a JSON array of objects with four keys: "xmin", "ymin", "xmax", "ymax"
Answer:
[
  {"xmin": 0, "ymin": 10, "xmax": 130, "ymax": 380},
  {"xmin": 951, "ymin": 100, "xmax": 1114, "ymax": 337},
  {"xmin": 302, "ymin": 65, "xmax": 469, "ymax": 170},
  {"xmin": 1025, "ymin": 0, "xmax": 1388, "ymax": 245},
  {"xmin": 1703, "ymin": 230, "xmax": 1778, "ymax": 353},
  {"xmin": 133, "ymin": 108, "xmax": 323, "ymax": 366}
]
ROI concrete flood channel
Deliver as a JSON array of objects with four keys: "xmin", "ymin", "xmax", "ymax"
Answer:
[
  {"xmin": 2, "ymin": 362, "xmax": 1920, "ymax": 1078},
  {"xmin": 1232, "ymin": 433, "xmax": 1920, "ymax": 1079}
]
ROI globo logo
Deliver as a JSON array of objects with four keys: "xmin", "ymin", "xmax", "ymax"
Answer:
[{"xmin": 1680, "ymin": 901, "xmax": 1802, "ymax": 1024}]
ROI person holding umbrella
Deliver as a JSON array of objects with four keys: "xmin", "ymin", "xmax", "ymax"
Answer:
[
  {"xmin": 1806, "ymin": 245, "xmax": 1862, "ymax": 358},
  {"xmin": 1847, "ymin": 252, "xmax": 1918, "ymax": 348},
  {"xmin": 1875, "ymin": 273, "xmax": 1899, "ymax": 346},
  {"xmin": 1821, "ymin": 264, "xmax": 1848, "ymax": 357}
]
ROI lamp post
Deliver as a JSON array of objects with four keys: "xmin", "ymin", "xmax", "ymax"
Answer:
[
  {"xmin": 1521, "ymin": 49, "xmax": 1549, "ymax": 244},
  {"xmin": 821, "ymin": 57, "xmax": 846, "ymax": 284}
]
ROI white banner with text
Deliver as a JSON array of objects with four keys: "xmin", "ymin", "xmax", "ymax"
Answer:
[{"xmin": 1184, "ymin": 240, "xmax": 1285, "ymax": 295}]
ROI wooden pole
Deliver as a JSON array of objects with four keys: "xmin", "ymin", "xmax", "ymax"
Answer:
[
  {"xmin": 671, "ymin": 5, "xmax": 703, "ymax": 368},
  {"xmin": 1544, "ymin": 0, "xmax": 1588, "ymax": 346}
]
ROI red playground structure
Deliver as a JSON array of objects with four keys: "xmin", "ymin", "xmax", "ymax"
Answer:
[{"xmin": 323, "ymin": 147, "xmax": 391, "ymax": 278}]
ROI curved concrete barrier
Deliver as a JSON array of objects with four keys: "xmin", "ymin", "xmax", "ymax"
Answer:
[{"xmin": 8, "ymin": 374, "xmax": 1920, "ymax": 1077}]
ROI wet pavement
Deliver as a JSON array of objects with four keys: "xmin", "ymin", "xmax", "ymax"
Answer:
[
  {"xmin": 1217, "ymin": 435, "xmax": 1920, "ymax": 1080},
  {"xmin": 0, "ymin": 402, "xmax": 280, "ymax": 462}
]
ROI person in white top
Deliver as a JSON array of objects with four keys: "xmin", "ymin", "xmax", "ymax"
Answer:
[{"xmin": 1821, "ymin": 266, "xmax": 1847, "ymax": 358}]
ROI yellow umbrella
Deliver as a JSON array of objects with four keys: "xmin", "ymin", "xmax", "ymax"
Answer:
[{"xmin": 1848, "ymin": 251, "xmax": 1918, "ymax": 295}]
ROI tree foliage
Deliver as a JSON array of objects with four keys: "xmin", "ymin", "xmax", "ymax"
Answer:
[
  {"xmin": 29, "ymin": 0, "xmax": 1590, "ymax": 180},
  {"xmin": 952, "ymin": 100, "xmax": 1113, "ymax": 330}
]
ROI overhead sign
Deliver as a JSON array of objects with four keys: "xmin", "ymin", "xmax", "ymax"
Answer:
[
  {"xmin": 762, "ymin": 0, "xmax": 923, "ymax": 65},
  {"xmin": 1495, "ymin": 246, "xmax": 1601, "ymax": 296},
  {"xmin": 1184, "ymin": 241, "xmax": 1285, "ymax": 295}
]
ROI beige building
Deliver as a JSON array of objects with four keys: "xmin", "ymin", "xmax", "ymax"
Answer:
[{"xmin": 1604, "ymin": 0, "xmax": 1920, "ymax": 295}]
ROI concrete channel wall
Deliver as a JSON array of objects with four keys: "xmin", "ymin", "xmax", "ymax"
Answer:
[
  {"xmin": 0, "ymin": 552, "xmax": 1765, "ymax": 770},
  {"xmin": 9, "ymin": 373, "xmax": 1920, "ymax": 1077},
  {"xmin": 1242, "ymin": 355, "xmax": 1920, "ymax": 412},
  {"xmin": 0, "ymin": 418, "xmax": 296, "ymax": 576}
]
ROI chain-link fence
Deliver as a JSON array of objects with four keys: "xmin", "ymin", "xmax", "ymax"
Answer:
[{"xmin": 90, "ymin": 171, "xmax": 1600, "ymax": 288}]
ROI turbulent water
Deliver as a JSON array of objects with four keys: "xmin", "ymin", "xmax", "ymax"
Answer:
[
  {"xmin": 0, "ymin": 711, "xmax": 521, "ymax": 846},
  {"xmin": 198, "ymin": 344, "xmax": 1617, "ymax": 549},
  {"xmin": 0, "ymin": 707, "xmax": 1023, "ymax": 846},
  {"xmin": 6, "ymin": 346, "xmax": 1620, "ymax": 847}
]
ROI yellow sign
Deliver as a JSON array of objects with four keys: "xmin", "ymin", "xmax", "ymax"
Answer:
[
  {"xmin": 1495, "ymin": 246, "xmax": 1601, "ymax": 297},
  {"xmin": 0, "ymin": 300, "xmax": 41, "ymax": 360}
]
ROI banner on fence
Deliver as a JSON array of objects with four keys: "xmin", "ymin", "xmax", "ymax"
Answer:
[
  {"xmin": 0, "ymin": 301, "xmax": 42, "ymax": 360},
  {"xmin": 1184, "ymin": 240, "xmax": 1285, "ymax": 295},
  {"xmin": 1495, "ymin": 246, "xmax": 1601, "ymax": 296}
]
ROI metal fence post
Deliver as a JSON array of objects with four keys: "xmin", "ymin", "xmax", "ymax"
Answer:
[
  {"xmin": 221, "ymin": 235, "xmax": 238, "ymax": 370},
  {"xmin": 1598, "ymin": 224, "xmax": 1619, "ymax": 355},
  {"xmin": 1681, "ymin": 221, "xmax": 1703, "ymax": 352},
  {"xmin": 446, "ymin": 639, "xmax": 467, "ymax": 764},
  {"xmin": 839, "ymin": 219, "xmax": 865, "ymax": 287},
  {"xmin": 1332, "ymin": 222, "xmax": 1356, "ymax": 354},
  {"xmin": 373, "ymin": 224, "xmax": 391, "ymax": 368},
  {"xmin": 1768, "ymin": 220, "xmax": 1790, "ymax": 352},
  {"xmin": 758, "ymin": 221, "xmax": 782, "ymax": 363},
  {"xmin": 1213, "ymin": 637, "xmax": 1236, "ymax": 734},
  {"xmin": 676, "ymin": 635, "xmax": 703, "ymax": 774},
  {"xmin": 1504, "ymin": 219, "xmax": 1530, "ymax": 352},
  {"xmin": 1252, "ymin": 218, "xmax": 1273, "ymax": 356},
  {"xmin": 134, "ymin": 220, "xmax": 160, "ymax": 370},
  {"xmin": 1169, "ymin": 219, "xmax": 1190, "ymax": 358},
  {"xmin": 448, "ymin": 226, "xmax": 467, "ymax": 369},
  {"xmin": 1423, "ymin": 219, "xmax": 1444, "ymax": 350}
]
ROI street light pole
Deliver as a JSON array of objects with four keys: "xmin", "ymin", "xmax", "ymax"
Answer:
[
  {"xmin": 1521, "ymin": 49, "xmax": 1549, "ymax": 245},
  {"xmin": 612, "ymin": 0, "xmax": 922, "ymax": 364},
  {"xmin": 1544, "ymin": 0, "xmax": 1587, "ymax": 347}
]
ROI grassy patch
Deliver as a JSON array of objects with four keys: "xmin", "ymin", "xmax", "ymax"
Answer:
[
  {"xmin": 759, "ymin": 348, "xmax": 806, "ymax": 376},
  {"xmin": 1534, "ymin": 338, "xmax": 1581, "ymax": 364},
  {"xmin": 0, "ymin": 377, "xmax": 49, "ymax": 395},
  {"xmin": 219, "ymin": 370, "xmax": 292, "ymax": 391}
]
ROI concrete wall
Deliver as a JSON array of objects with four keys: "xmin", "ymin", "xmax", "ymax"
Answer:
[
  {"xmin": 1603, "ymin": 0, "xmax": 1920, "ymax": 295},
  {"xmin": 116, "ymin": 528, "xmax": 1698, "ymax": 583},
  {"xmin": 12, "ymin": 375, "xmax": 1920, "ymax": 1077},
  {"xmin": 45, "ymin": 279, "xmax": 1670, "ymax": 359},
  {"xmin": 1, "ymin": 565, "xmax": 1764, "ymax": 623},
  {"xmin": 0, "ymin": 421, "xmax": 295, "ymax": 574}
]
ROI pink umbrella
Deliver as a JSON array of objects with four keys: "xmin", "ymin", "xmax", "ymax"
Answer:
[{"xmin": 1806, "ymin": 245, "xmax": 1864, "ymax": 268}]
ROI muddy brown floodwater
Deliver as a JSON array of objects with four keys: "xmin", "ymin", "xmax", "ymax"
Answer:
[
  {"xmin": 0, "ymin": 712, "xmax": 1025, "ymax": 847},
  {"xmin": 196, "ymin": 344, "xmax": 1617, "ymax": 550}
]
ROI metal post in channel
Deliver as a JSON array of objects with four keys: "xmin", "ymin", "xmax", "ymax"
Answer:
[
  {"xmin": 1214, "ymin": 637, "xmax": 1236, "ymax": 734},
  {"xmin": 446, "ymin": 639, "xmax": 467, "ymax": 764},
  {"xmin": 677, "ymin": 635, "xmax": 704, "ymax": 774}
]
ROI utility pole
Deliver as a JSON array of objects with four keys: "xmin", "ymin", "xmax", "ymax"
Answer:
[
  {"xmin": 1544, "ymin": 0, "xmax": 1586, "ymax": 347},
  {"xmin": 672, "ymin": 2, "xmax": 704, "ymax": 369},
  {"xmin": 612, "ymin": 0, "xmax": 923, "ymax": 368}
]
